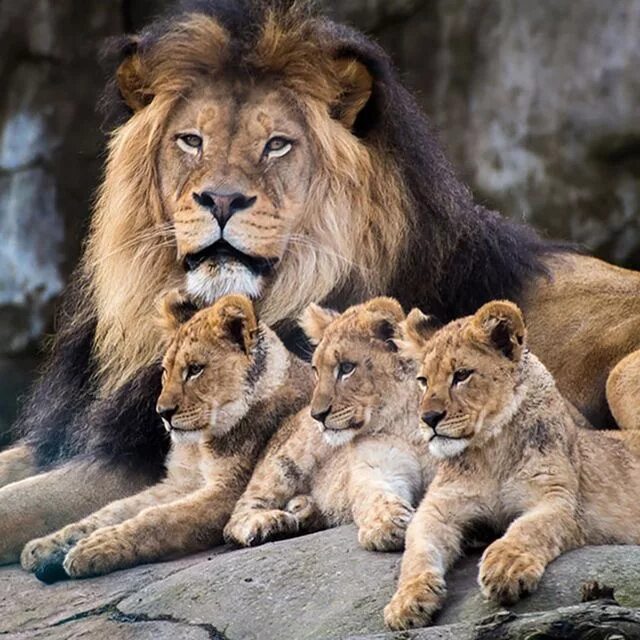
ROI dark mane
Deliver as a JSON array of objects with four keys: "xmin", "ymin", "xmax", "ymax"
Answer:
[{"xmin": 17, "ymin": 0, "xmax": 569, "ymax": 476}]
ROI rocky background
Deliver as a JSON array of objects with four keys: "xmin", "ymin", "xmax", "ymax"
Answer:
[{"xmin": 1, "ymin": 0, "xmax": 639, "ymax": 442}]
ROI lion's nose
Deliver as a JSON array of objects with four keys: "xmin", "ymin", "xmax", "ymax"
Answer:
[
  {"xmin": 422, "ymin": 410, "xmax": 447, "ymax": 429},
  {"xmin": 311, "ymin": 406, "xmax": 332, "ymax": 425},
  {"xmin": 157, "ymin": 405, "xmax": 177, "ymax": 425},
  {"xmin": 193, "ymin": 191, "xmax": 257, "ymax": 229}
]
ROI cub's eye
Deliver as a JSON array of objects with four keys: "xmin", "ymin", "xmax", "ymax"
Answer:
[
  {"xmin": 176, "ymin": 133, "xmax": 203, "ymax": 155},
  {"xmin": 185, "ymin": 363, "xmax": 205, "ymax": 381},
  {"xmin": 338, "ymin": 362, "xmax": 356, "ymax": 379},
  {"xmin": 452, "ymin": 369, "xmax": 474, "ymax": 385},
  {"xmin": 417, "ymin": 375, "xmax": 428, "ymax": 390},
  {"xmin": 264, "ymin": 136, "xmax": 293, "ymax": 159}
]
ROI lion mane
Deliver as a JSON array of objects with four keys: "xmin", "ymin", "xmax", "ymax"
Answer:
[{"xmin": 16, "ymin": 0, "xmax": 558, "ymax": 480}]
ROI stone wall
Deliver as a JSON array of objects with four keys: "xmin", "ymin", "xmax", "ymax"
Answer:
[{"xmin": 1, "ymin": 0, "xmax": 639, "ymax": 440}]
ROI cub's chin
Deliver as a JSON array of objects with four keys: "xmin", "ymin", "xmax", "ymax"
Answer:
[
  {"xmin": 169, "ymin": 428, "xmax": 205, "ymax": 445},
  {"xmin": 428, "ymin": 436, "xmax": 470, "ymax": 460},
  {"xmin": 321, "ymin": 428, "xmax": 358, "ymax": 448}
]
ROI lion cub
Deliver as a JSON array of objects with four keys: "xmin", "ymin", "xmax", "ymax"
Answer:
[
  {"xmin": 224, "ymin": 298, "xmax": 434, "ymax": 551},
  {"xmin": 21, "ymin": 293, "xmax": 313, "ymax": 582},
  {"xmin": 385, "ymin": 300, "xmax": 640, "ymax": 630}
]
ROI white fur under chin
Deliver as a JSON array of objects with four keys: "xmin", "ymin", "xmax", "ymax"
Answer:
[
  {"xmin": 428, "ymin": 436, "xmax": 469, "ymax": 459},
  {"xmin": 170, "ymin": 429, "xmax": 205, "ymax": 445},
  {"xmin": 322, "ymin": 428, "xmax": 357, "ymax": 448},
  {"xmin": 186, "ymin": 264, "xmax": 263, "ymax": 304}
]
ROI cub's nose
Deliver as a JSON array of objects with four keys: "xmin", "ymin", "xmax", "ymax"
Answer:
[
  {"xmin": 422, "ymin": 410, "xmax": 447, "ymax": 429},
  {"xmin": 157, "ymin": 405, "xmax": 177, "ymax": 425},
  {"xmin": 311, "ymin": 406, "xmax": 332, "ymax": 425},
  {"xmin": 193, "ymin": 191, "xmax": 257, "ymax": 229}
]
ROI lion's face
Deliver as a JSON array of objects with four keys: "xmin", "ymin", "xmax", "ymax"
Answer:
[
  {"xmin": 300, "ymin": 298, "xmax": 413, "ymax": 447},
  {"xmin": 156, "ymin": 293, "xmax": 260, "ymax": 442},
  {"xmin": 401, "ymin": 301, "xmax": 527, "ymax": 459},
  {"xmin": 158, "ymin": 81, "xmax": 315, "ymax": 303}
]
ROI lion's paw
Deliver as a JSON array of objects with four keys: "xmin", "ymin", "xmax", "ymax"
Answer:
[
  {"xmin": 384, "ymin": 572, "xmax": 446, "ymax": 630},
  {"xmin": 224, "ymin": 509, "xmax": 299, "ymax": 547},
  {"xmin": 63, "ymin": 527, "xmax": 132, "ymax": 579},
  {"xmin": 285, "ymin": 495, "xmax": 318, "ymax": 528},
  {"xmin": 358, "ymin": 496, "xmax": 414, "ymax": 551},
  {"xmin": 478, "ymin": 538, "xmax": 545, "ymax": 605}
]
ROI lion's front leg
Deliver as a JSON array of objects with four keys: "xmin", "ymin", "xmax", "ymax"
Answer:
[
  {"xmin": 478, "ymin": 498, "xmax": 579, "ymax": 605},
  {"xmin": 384, "ymin": 486, "xmax": 477, "ymax": 630},
  {"xmin": 21, "ymin": 480, "xmax": 188, "ymax": 581},
  {"xmin": 0, "ymin": 444, "xmax": 36, "ymax": 489},
  {"xmin": 349, "ymin": 442, "xmax": 422, "ymax": 551},
  {"xmin": 63, "ymin": 471, "xmax": 249, "ymax": 578}
]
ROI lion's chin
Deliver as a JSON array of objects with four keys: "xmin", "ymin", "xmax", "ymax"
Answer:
[
  {"xmin": 428, "ymin": 435, "xmax": 470, "ymax": 459},
  {"xmin": 185, "ymin": 262, "xmax": 265, "ymax": 304}
]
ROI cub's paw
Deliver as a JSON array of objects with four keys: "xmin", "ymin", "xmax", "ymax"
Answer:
[
  {"xmin": 358, "ymin": 496, "xmax": 414, "ymax": 551},
  {"xmin": 478, "ymin": 539, "xmax": 545, "ymax": 605},
  {"xmin": 63, "ymin": 527, "xmax": 131, "ymax": 579},
  {"xmin": 224, "ymin": 509, "xmax": 299, "ymax": 547},
  {"xmin": 285, "ymin": 495, "xmax": 318, "ymax": 529},
  {"xmin": 384, "ymin": 572, "xmax": 446, "ymax": 630}
]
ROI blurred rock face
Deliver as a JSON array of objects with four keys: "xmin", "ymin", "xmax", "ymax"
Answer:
[{"xmin": 0, "ymin": 0, "xmax": 639, "ymax": 436}]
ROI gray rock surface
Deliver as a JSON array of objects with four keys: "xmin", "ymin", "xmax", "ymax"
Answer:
[{"xmin": 4, "ymin": 525, "xmax": 640, "ymax": 639}]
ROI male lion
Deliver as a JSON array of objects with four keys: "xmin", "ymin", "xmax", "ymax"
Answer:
[
  {"xmin": 0, "ymin": 0, "xmax": 639, "ymax": 562},
  {"xmin": 385, "ymin": 301, "xmax": 640, "ymax": 630},
  {"xmin": 21, "ymin": 293, "xmax": 313, "ymax": 581}
]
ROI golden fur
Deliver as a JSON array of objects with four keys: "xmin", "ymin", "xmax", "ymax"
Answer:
[
  {"xmin": 385, "ymin": 300, "xmax": 640, "ymax": 630},
  {"xmin": 21, "ymin": 294, "xmax": 313, "ymax": 579},
  {"xmin": 86, "ymin": 8, "xmax": 409, "ymax": 395},
  {"xmin": 224, "ymin": 298, "xmax": 434, "ymax": 550}
]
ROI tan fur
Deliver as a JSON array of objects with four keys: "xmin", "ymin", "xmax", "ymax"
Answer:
[
  {"xmin": 385, "ymin": 300, "xmax": 640, "ymax": 630},
  {"xmin": 0, "ymin": 445, "xmax": 35, "ymax": 490},
  {"xmin": 224, "ymin": 298, "xmax": 435, "ymax": 551},
  {"xmin": 83, "ymin": 10, "xmax": 409, "ymax": 396},
  {"xmin": 21, "ymin": 295, "xmax": 313, "ymax": 578}
]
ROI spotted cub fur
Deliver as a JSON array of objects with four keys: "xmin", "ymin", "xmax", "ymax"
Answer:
[
  {"xmin": 21, "ymin": 293, "xmax": 313, "ymax": 581},
  {"xmin": 224, "ymin": 297, "xmax": 435, "ymax": 551},
  {"xmin": 385, "ymin": 300, "xmax": 640, "ymax": 630}
]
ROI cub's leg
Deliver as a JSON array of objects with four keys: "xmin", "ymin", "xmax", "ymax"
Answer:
[
  {"xmin": 21, "ymin": 481, "xmax": 189, "ymax": 578},
  {"xmin": 0, "ymin": 444, "xmax": 36, "ymax": 489},
  {"xmin": 384, "ymin": 486, "xmax": 479, "ymax": 630},
  {"xmin": 606, "ymin": 349, "xmax": 640, "ymax": 431},
  {"xmin": 349, "ymin": 441, "xmax": 422, "ymax": 551},
  {"xmin": 0, "ymin": 460, "xmax": 149, "ymax": 565},
  {"xmin": 63, "ymin": 462, "xmax": 250, "ymax": 578},
  {"xmin": 478, "ymin": 498, "xmax": 581, "ymax": 605},
  {"xmin": 224, "ymin": 423, "xmax": 321, "ymax": 547}
]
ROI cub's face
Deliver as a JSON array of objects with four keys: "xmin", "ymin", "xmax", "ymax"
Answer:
[
  {"xmin": 158, "ymin": 81, "xmax": 315, "ymax": 303},
  {"xmin": 156, "ymin": 293, "xmax": 260, "ymax": 442},
  {"xmin": 401, "ymin": 301, "xmax": 527, "ymax": 459},
  {"xmin": 300, "ymin": 298, "xmax": 411, "ymax": 447}
]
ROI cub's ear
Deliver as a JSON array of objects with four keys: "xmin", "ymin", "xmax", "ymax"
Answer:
[
  {"xmin": 365, "ymin": 297, "xmax": 405, "ymax": 352},
  {"xmin": 398, "ymin": 308, "xmax": 443, "ymax": 357},
  {"xmin": 114, "ymin": 35, "xmax": 152, "ymax": 112},
  {"xmin": 213, "ymin": 295, "xmax": 259, "ymax": 355},
  {"xmin": 470, "ymin": 300, "xmax": 526, "ymax": 361},
  {"xmin": 332, "ymin": 57, "xmax": 373, "ymax": 130},
  {"xmin": 157, "ymin": 289, "xmax": 199, "ymax": 334},
  {"xmin": 299, "ymin": 303, "xmax": 340, "ymax": 345}
]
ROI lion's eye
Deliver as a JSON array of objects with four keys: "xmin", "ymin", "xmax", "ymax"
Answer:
[
  {"xmin": 338, "ymin": 362, "xmax": 356, "ymax": 379},
  {"xmin": 417, "ymin": 375, "xmax": 428, "ymax": 390},
  {"xmin": 264, "ymin": 136, "xmax": 293, "ymax": 159},
  {"xmin": 176, "ymin": 133, "xmax": 202, "ymax": 155},
  {"xmin": 185, "ymin": 363, "xmax": 205, "ymax": 381},
  {"xmin": 452, "ymin": 369, "xmax": 474, "ymax": 385}
]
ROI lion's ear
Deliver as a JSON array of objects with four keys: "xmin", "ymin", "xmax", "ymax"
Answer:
[
  {"xmin": 157, "ymin": 289, "xmax": 199, "ymax": 334},
  {"xmin": 299, "ymin": 303, "xmax": 339, "ymax": 345},
  {"xmin": 332, "ymin": 57, "xmax": 373, "ymax": 130},
  {"xmin": 469, "ymin": 300, "xmax": 526, "ymax": 361},
  {"xmin": 398, "ymin": 308, "xmax": 442, "ymax": 357},
  {"xmin": 115, "ymin": 36, "xmax": 152, "ymax": 112},
  {"xmin": 365, "ymin": 297, "xmax": 405, "ymax": 352},
  {"xmin": 214, "ymin": 295, "xmax": 259, "ymax": 355}
]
